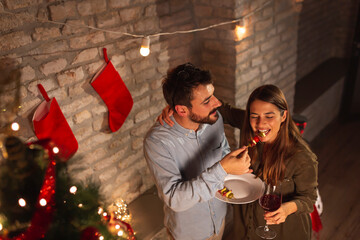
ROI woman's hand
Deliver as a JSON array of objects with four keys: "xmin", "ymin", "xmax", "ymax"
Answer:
[
  {"xmin": 264, "ymin": 201, "xmax": 297, "ymax": 225},
  {"xmin": 157, "ymin": 105, "xmax": 174, "ymax": 126}
]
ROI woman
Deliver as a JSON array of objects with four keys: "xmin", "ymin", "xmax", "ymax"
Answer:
[{"xmin": 219, "ymin": 84, "xmax": 318, "ymax": 240}]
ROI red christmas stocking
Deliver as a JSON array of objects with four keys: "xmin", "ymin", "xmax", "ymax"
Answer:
[
  {"xmin": 91, "ymin": 48, "xmax": 133, "ymax": 132},
  {"xmin": 32, "ymin": 84, "xmax": 78, "ymax": 161}
]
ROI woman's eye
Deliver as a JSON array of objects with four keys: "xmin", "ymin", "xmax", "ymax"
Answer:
[{"xmin": 266, "ymin": 116, "xmax": 273, "ymax": 119}]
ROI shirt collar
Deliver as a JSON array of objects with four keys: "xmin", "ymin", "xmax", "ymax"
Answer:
[{"xmin": 171, "ymin": 116, "xmax": 208, "ymax": 138}]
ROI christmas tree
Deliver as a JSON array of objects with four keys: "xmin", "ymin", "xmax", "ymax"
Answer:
[{"xmin": 0, "ymin": 58, "xmax": 135, "ymax": 240}]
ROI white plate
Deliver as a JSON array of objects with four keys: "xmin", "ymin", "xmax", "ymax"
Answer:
[{"xmin": 215, "ymin": 173, "xmax": 264, "ymax": 204}]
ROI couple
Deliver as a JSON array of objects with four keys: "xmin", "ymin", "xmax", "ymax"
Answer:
[{"xmin": 143, "ymin": 63, "xmax": 318, "ymax": 240}]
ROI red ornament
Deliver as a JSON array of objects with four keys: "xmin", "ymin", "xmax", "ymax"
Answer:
[
  {"xmin": 107, "ymin": 215, "xmax": 135, "ymax": 240},
  {"xmin": 102, "ymin": 213, "xmax": 110, "ymax": 222},
  {"xmin": 119, "ymin": 220, "xmax": 135, "ymax": 240},
  {"xmin": 80, "ymin": 227, "xmax": 100, "ymax": 240}
]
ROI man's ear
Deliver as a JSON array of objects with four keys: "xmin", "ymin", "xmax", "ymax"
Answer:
[{"xmin": 174, "ymin": 105, "xmax": 189, "ymax": 117}]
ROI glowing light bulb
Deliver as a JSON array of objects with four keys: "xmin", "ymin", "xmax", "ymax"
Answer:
[
  {"xmin": 99, "ymin": 236, "xmax": 104, "ymax": 240},
  {"xmin": 11, "ymin": 122, "xmax": 20, "ymax": 131},
  {"xmin": 236, "ymin": 25, "xmax": 246, "ymax": 38},
  {"xmin": 0, "ymin": 223, "xmax": 3, "ymax": 231},
  {"xmin": 78, "ymin": 203, "xmax": 83, "ymax": 208},
  {"xmin": 69, "ymin": 186, "xmax": 77, "ymax": 194},
  {"xmin": 103, "ymin": 212, "xmax": 107, "ymax": 217},
  {"xmin": 117, "ymin": 230, "xmax": 124, "ymax": 236},
  {"xmin": 52, "ymin": 147, "xmax": 59, "ymax": 154},
  {"xmin": 140, "ymin": 36, "xmax": 150, "ymax": 56},
  {"xmin": 235, "ymin": 19, "xmax": 246, "ymax": 40},
  {"xmin": 239, "ymin": 26, "xmax": 246, "ymax": 34},
  {"xmin": 18, "ymin": 198, "xmax": 26, "ymax": 207},
  {"xmin": 39, "ymin": 198, "xmax": 47, "ymax": 206},
  {"xmin": 115, "ymin": 224, "xmax": 120, "ymax": 229},
  {"xmin": 98, "ymin": 207, "xmax": 103, "ymax": 215}
]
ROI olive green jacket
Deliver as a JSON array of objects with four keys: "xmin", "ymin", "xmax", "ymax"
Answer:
[{"xmin": 219, "ymin": 102, "xmax": 318, "ymax": 240}]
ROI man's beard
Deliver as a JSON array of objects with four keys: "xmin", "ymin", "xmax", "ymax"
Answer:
[{"xmin": 189, "ymin": 108, "xmax": 219, "ymax": 125}]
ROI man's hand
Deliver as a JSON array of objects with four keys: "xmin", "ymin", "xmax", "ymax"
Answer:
[
  {"xmin": 220, "ymin": 146, "xmax": 252, "ymax": 175},
  {"xmin": 157, "ymin": 105, "xmax": 174, "ymax": 126}
]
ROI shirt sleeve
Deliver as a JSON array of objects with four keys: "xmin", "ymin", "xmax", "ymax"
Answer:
[
  {"xmin": 144, "ymin": 136, "xmax": 227, "ymax": 213},
  {"xmin": 218, "ymin": 100, "xmax": 246, "ymax": 129},
  {"xmin": 292, "ymin": 151, "xmax": 318, "ymax": 214},
  {"xmin": 220, "ymin": 127, "xmax": 231, "ymax": 158}
]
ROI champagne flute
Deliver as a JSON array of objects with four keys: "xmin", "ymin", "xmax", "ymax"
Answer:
[{"xmin": 255, "ymin": 182, "xmax": 282, "ymax": 239}]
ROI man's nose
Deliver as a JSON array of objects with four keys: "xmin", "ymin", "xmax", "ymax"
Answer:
[{"xmin": 213, "ymin": 97, "xmax": 222, "ymax": 108}]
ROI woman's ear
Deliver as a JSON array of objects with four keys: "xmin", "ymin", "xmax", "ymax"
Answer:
[
  {"xmin": 174, "ymin": 105, "xmax": 189, "ymax": 117},
  {"xmin": 281, "ymin": 110, "xmax": 287, "ymax": 123}
]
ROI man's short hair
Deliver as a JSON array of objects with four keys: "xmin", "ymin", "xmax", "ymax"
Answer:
[{"xmin": 162, "ymin": 63, "xmax": 212, "ymax": 110}]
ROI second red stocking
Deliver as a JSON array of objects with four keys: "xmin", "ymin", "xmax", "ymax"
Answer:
[{"xmin": 91, "ymin": 48, "xmax": 133, "ymax": 132}]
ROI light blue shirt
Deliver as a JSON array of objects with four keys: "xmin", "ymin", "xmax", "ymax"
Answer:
[{"xmin": 144, "ymin": 112, "xmax": 230, "ymax": 240}]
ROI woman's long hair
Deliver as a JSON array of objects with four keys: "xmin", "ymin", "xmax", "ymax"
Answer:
[{"xmin": 240, "ymin": 85, "xmax": 311, "ymax": 185}]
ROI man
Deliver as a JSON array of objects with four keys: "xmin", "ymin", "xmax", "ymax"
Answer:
[{"xmin": 144, "ymin": 63, "xmax": 251, "ymax": 240}]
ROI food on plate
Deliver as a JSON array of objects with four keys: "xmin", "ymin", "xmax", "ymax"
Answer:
[{"xmin": 218, "ymin": 187, "xmax": 234, "ymax": 199}]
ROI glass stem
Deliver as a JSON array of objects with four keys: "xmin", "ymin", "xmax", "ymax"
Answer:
[{"xmin": 264, "ymin": 225, "xmax": 270, "ymax": 232}]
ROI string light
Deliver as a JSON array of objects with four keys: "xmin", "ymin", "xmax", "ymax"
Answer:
[
  {"xmin": 140, "ymin": 36, "xmax": 150, "ymax": 57},
  {"xmin": 11, "ymin": 122, "xmax": 20, "ymax": 131},
  {"xmin": 98, "ymin": 207, "xmax": 104, "ymax": 215},
  {"xmin": 39, "ymin": 198, "xmax": 47, "ymax": 206},
  {"xmin": 2, "ymin": 1, "xmax": 271, "ymax": 58},
  {"xmin": 52, "ymin": 146, "xmax": 59, "ymax": 154},
  {"xmin": 108, "ymin": 199, "xmax": 131, "ymax": 222},
  {"xmin": 99, "ymin": 236, "xmax": 104, "ymax": 240},
  {"xmin": 101, "ymin": 211, "xmax": 111, "ymax": 221},
  {"xmin": 235, "ymin": 19, "xmax": 246, "ymax": 40},
  {"xmin": 69, "ymin": 185, "xmax": 77, "ymax": 194},
  {"xmin": 18, "ymin": 198, "xmax": 26, "ymax": 207},
  {"xmin": 117, "ymin": 230, "xmax": 124, "ymax": 236},
  {"xmin": 236, "ymin": 25, "xmax": 246, "ymax": 34}
]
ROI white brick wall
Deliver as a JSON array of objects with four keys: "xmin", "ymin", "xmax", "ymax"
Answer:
[
  {"xmin": 0, "ymin": 0, "xmax": 300, "ymax": 205},
  {"xmin": 3, "ymin": 0, "xmax": 355, "ymax": 238}
]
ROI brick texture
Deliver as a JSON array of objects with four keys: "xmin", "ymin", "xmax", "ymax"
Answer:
[
  {"xmin": 296, "ymin": 0, "xmax": 358, "ymax": 80},
  {"xmin": 0, "ymin": 2, "xmax": 357, "ymax": 239}
]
